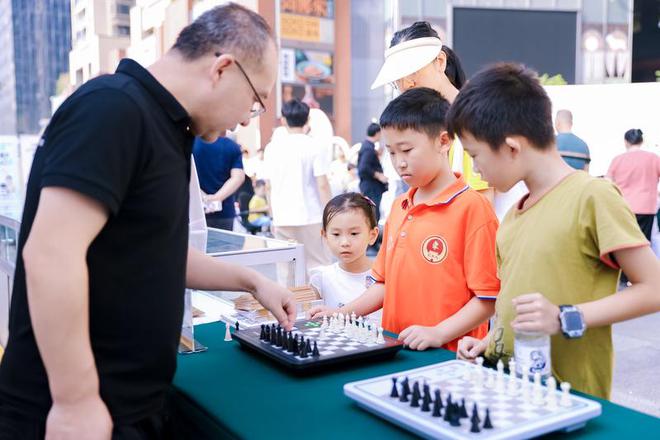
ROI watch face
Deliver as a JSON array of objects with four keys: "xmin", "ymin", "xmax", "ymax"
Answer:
[{"xmin": 564, "ymin": 311, "xmax": 583, "ymax": 330}]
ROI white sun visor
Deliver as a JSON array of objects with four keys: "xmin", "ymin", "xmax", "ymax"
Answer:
[{"xmin": 370, "ymin": 37, "xmax": 443, "ymax": 90}]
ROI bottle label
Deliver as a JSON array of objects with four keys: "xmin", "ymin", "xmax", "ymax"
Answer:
[{"xmin": 514, "ymin": 338, "xmax": 551, "ymax": 377}]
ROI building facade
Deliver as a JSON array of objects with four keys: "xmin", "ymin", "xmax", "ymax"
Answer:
[
  {"xmin": 69, "ymin": 0, "xmax": 136, "ymax": 87},
  {"xmin": 0, "ymin": 0, "xmax": 71, "ymax": 135}
]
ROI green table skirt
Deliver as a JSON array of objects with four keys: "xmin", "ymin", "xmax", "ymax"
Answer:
[{"xmin": 172, "ymin": 322, "xmax": 659, "ymax": 439}]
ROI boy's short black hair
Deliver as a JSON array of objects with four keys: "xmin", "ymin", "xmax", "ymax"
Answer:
[
  {"xmin": 367, "ymin": 123, "xmax": 381, "ymax": 137},
  {"xmin": 447, "ymin": 63, "xmax": 555, "ymax": 150},
  {"xmin": 281, "ymin": 99, "xmax": 309, "ymax": 128},
  {"xmin": 379, "ymin": 87, "xmax": 451, "ymax": 139}
]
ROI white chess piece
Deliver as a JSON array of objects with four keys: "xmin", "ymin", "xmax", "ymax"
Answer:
[
  {"xmin": 321, "ymin": 315, "xmax": 328, "ymax": 329},
  {"xmin": 485, "ymin": 369, "xmax": 496, "ymax": 389},
  {"xmin": 519, "ymin": 364, "xmax": 530, "ymax": 401},
  {"xmin": 224, "ymin": 322, "xmax": 232, "ymax": 342},
  {"xmin": 475, "ymin": 357, "xmax": 485, "ymax": 388},
  {"xmin": 496, "ymin": 360, "xmax": 505, "ymax": 392},
  {"xmin": 532, "ymin": 372, "xmax": 544, "ymax": 405},
  {"xmin": 462, "ymin": 363, "xmax": 472, "ymax": 381},
  {"xmin": 358, "ymin": 324, "xmax": 367, "ymax": 343},
  {"xmin": 376, "ymin": 326, "xmax": 385, "ymax": 343},
  {"xmin": 351, "ymin": 311, "xmax": 357, "ymax": 324},
  {"xmin": 545, "ymin": 377, "xmax": 558, "ymax": 409},
  {"xmin": 560, "ymin": 382, "xmax": 572, "ymax": 407},
  {"xmin": 507, "ymin": 359, "xmax": 518, "ymax": 396},
  {"xmin": 338, "ymin": 312, "xmax": 344, "ymax": 328}
]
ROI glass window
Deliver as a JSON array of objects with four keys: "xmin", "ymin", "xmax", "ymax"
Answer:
[
  {"xmin": 116, "ymin": 25, "xmax": 130, "ymax": 36},
  {"xmin": 117, "ymin": 4, "xmax": 131, "ymax": 15}
]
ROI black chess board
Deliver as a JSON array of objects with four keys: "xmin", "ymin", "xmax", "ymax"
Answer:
[{"xmin": 232, "ymin": 319, "xmax": 403, "ymax": 371}]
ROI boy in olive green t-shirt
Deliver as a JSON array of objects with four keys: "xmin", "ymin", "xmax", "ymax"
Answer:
[{"xmin": 447, "ymin": 63, "xmax": 660, "ymax": 399}]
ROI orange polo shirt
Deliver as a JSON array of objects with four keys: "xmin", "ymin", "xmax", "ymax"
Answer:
[{"xmin": 372, "ymin": 174, "xmax": 500, "ymax": 351}]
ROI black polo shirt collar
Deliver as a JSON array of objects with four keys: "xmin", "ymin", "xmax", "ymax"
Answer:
[{"xmin": 116, "ymin": 59, "xmax": 191, "ymax": 128}]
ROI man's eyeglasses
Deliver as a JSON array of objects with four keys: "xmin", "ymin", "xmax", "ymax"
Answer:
[{"xmin": 215, "ymin": 52, "xmax": 266, "ymax": 119}]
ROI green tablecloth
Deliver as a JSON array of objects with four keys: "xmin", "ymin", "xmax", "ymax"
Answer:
[{"xmin": 172, "ymin": 322, "xmax": 659, "ymax": 439}]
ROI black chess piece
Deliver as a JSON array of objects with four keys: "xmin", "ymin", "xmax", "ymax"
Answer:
[
  {"xmin": 264, "ymin": 325, "xmax": 270, "ymax": 342},
  {"xmin": 459, "ymin": 398, "xmax": 468, "ymax": 418},
  {"xmin": 259, "ymin": 324, "xmax": 265, "ymax": 340},
  {"xmin": 299, "ymin": 340, "xmax": 308, "ymax": 358},
  {"xmin": 449, "ymin": 404, "xmax": 461, "ymax": 427},
  {"xmin": 235, "ymin": 322, "xmax": 240, "ymax": 331},
  {"xmin": 306, "ymin": 339, "xmax": 312, "ymax": 355},
  {"xmin": 287, "ymin": 332, "xmax": 294, "ymax": 352},
  {"xmin": 443, "ymin": 402, "xmax": 452, "ymax": 422},
  {"xmin": 402, "ymin": 377, "xmax": 411, "ymax": 397},
  {"xmin": 483, "ymin": 408, "xmax": 494, "ymax": 429},
  {"xmin": 390, "ymin": 377, "xmax": 399, "ymax": 398},
  {"xmin": 431, "ymin": 390, "xmax": 442, "ymax": 417},
  {"xmin": 281, "ymin": 332, "xmax": 289, "ymax": 351},
  {"xmin": 471, "ymin": 403, "xmax": 480, "ymax": 424},
  {"xmin": 410, "ymin": 382, "xmax": 421, "ymax": 408},
  {"xmin": 270, "ymin": 324, "xmax": 276, "ymax": 343},
  {"xmin": 436, "ymin": 389, "xmax": 444, "ymax": 410},
  {"xmin": 470, "ymin": 415, "xmax": 481, "ymax": 433},
  {"xmin": 292, "ymin": 334, "xmax": 299, "ymax": 353},
  {"xmin": 312, "ymin": 340, "xmax": 320, "ymax": 357},
  {"xmin": 399, "ymin": 377, "xmax": 410, "ymax": 403},
  {"xmin": 421, "ymin": 394, "xmax": 431, "ymax": 412}
]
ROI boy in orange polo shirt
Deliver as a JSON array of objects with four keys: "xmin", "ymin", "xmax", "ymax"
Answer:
[{"xmin": 309, "ymin": 87, "xmax": 500, "ymax": 351}]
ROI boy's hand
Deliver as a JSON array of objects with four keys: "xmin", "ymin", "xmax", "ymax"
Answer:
[
  {"xmin": 511, "ymin": 293, "xmax": 561, "ymax": 335},
  {"xmin": 456, "ymin": 336, "xmax": 487, "ymax": 362},
  {"xmin": 307, "ymin": 305, "xmax": 338, "ymax": 320},
  {"xmin": 398, "ymin": 325, "xmax": 445, "ymax": 351}
]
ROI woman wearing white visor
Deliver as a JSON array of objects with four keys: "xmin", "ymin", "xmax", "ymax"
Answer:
[{"xmin": 371, "ymin": 21, "xmax": 493, "ymax": 202}]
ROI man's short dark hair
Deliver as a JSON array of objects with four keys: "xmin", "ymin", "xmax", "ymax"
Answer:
[
  {"xmin": 367, "ymin": 123, "xmax": 381, "ymax": 137},
  {"xmin": 172, "ymin": 3, "xmax": 273, "ymax": 68},
  {"xmin": 282, "ymin": 99, "xmax": 309, "ymax": 128},
  {"xmin": 447, "ymin": 63, "xmax": 555, "ymax": 150},
  {"xmin": 379, "ymin": 87, "xmax": 451, "ymax": 139}
]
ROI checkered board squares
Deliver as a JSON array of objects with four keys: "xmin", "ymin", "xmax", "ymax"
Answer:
[
  {"xmin": 344, "ymin": 360, "xmax": 602, "ymax": 440},
  {"xmin": 232, "ymin": 319, "xmax": 403, "ymax": 371}
]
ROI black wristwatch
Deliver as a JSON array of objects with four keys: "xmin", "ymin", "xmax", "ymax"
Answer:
[{"xmin": 558, "ymin": 305, "xmax": 586, "ymax": 339}]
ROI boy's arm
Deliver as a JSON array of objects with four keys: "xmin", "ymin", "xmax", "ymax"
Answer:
[
  {"xmin": 512, "ymin": 245, "xmax": 660, "ymax": 334},
  {"xmin": 400, "ymin": 298, "xmax": 495, "ymax": 350}
]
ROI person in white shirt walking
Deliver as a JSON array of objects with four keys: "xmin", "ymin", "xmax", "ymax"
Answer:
[{"xmin": 263, "ymin": 99, "xmax": 333, "ymax": 274}]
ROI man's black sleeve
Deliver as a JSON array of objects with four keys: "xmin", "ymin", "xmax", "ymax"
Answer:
[{"xmin": 40, "ymin": 88, "xmax": 144, "ymax": 215}]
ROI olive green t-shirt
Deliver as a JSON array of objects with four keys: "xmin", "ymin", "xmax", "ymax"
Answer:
[{"xmin": 485, "ymin": 172, "xmax": 648, "ymax": 399}]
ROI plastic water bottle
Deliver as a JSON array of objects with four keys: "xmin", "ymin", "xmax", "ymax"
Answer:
[{"xmin": 513, "ymin": 331, "xmax": 551, "ymax": 379}]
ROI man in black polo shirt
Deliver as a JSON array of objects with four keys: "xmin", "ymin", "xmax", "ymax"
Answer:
[{"xmin": 0, "ymin": 5, "xmax": 294, "ymax": 440}]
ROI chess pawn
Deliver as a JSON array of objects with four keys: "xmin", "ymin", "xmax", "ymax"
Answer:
[
  {"xmin": 545, "ymin": 377, "xmax": 558, "ymax": 409},
  {"xmin": 507, "ymin": 359, "xmax": 518, "ymax": 396},
  {"xmin": 376, "ymin": 327, "xmax": 385, "ymax": 343},
  {"xmin": 475, "ymin": 357, "xmax": 485, "ymax": 388},
  {"xmin": 519, "ymin": 365, "xmax": 530, "ymax": 401},
  {"xmin": 532, "ymin": 372, "xmax": 544, "ymax": 406},
  {"xmin": 223, "ymin": 322, "xmax": 232, "ymax": 342},
  {"xmin": 486, "ymin": 370, "xmax": 496, "ymax": 389},
  {"xmin": 560, "ymin": 382, "xmax": 572, "ymax": 407},
  {"xmin": 495, "ymin": 360, "xmax": 505, "ymax": 392},
  {"xmin": 462, "ymin": 363, "xmax": 472, "ymax": 381}
]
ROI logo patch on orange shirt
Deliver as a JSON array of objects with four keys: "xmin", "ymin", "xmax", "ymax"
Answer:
[{"xmin": 421, "ymin": 235, "xmax": 448, "ymax": 264}]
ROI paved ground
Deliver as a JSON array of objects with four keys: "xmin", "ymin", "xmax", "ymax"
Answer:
[{"xmin": 611, "ymin": 310, "xmax": 660, "ymax": 417}]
